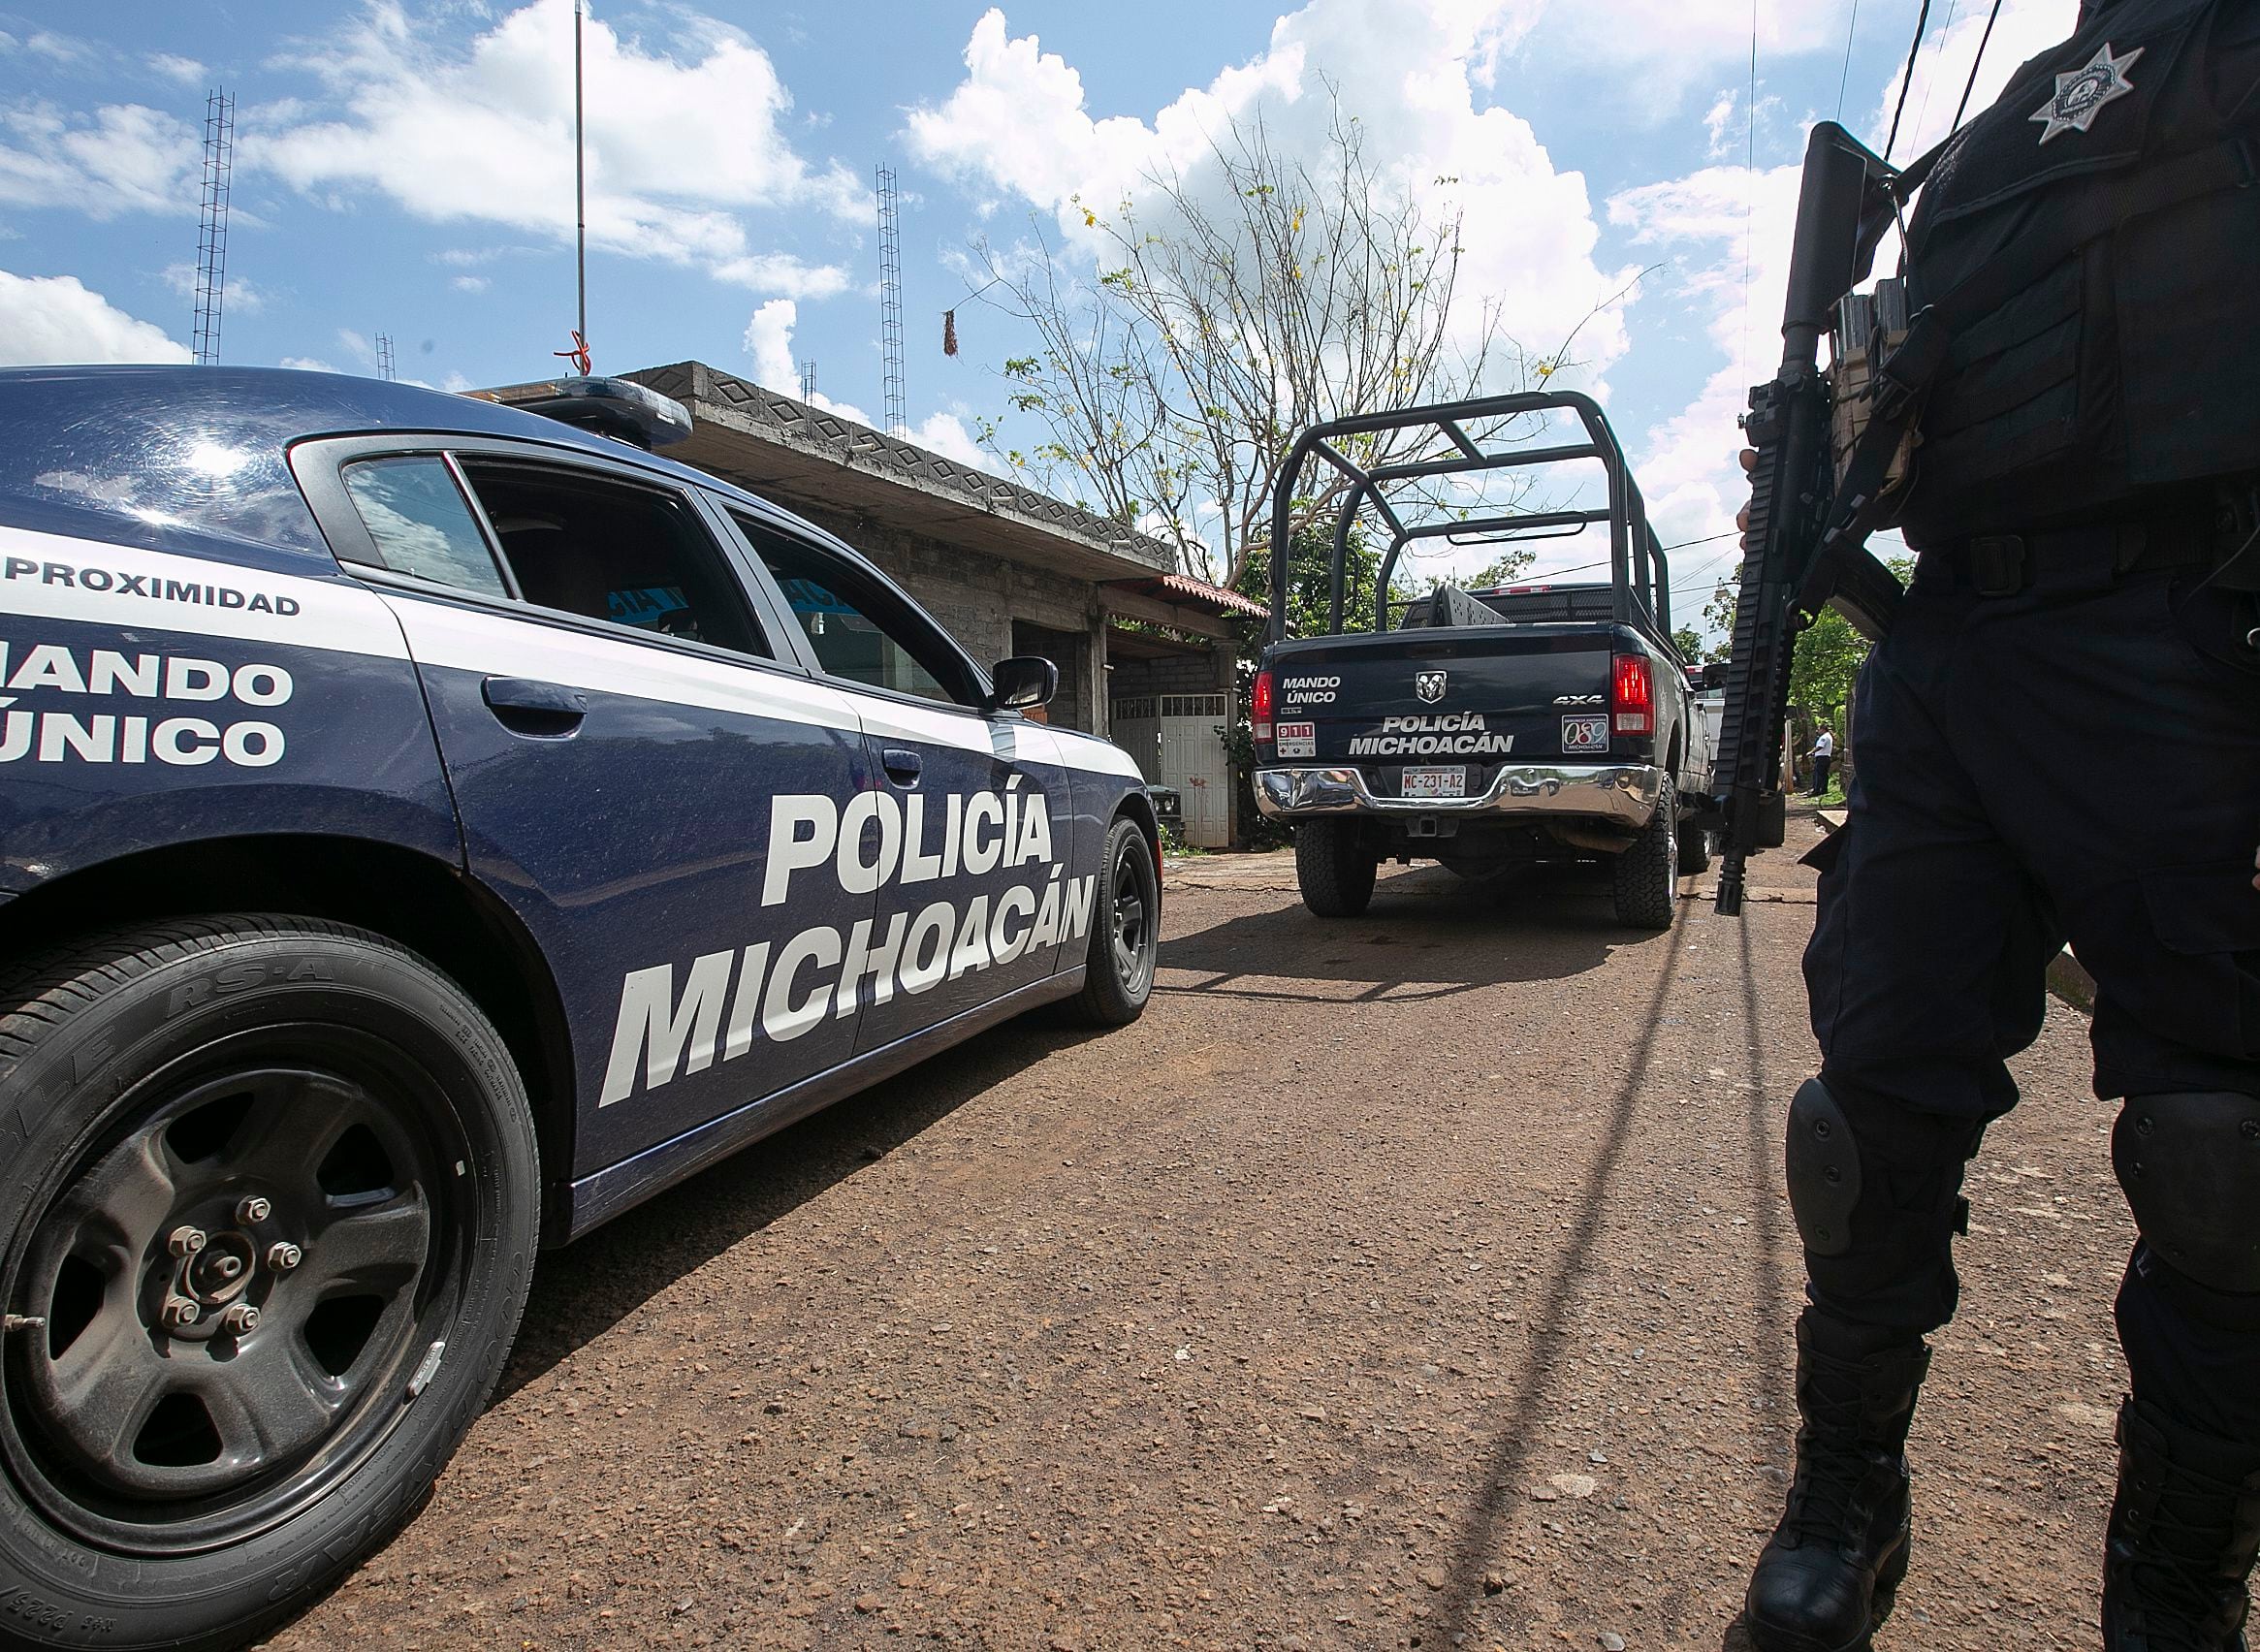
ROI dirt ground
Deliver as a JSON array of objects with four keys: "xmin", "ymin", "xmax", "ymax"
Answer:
[{"xmin": 271, "ymin": 808, "xmax": 2134, "ymax": 1651}]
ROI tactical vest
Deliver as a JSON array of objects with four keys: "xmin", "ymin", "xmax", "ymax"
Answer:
[{"xmin": 1895, "ymin": 0, "xmax": 2260, "ymax": 544}]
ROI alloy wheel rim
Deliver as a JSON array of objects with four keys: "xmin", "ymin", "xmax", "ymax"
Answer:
[{"xmin": 1110, "ymin": 838, "xmax": 1157, "ymax": 995}]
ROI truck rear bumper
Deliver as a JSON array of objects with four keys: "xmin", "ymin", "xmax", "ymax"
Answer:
[{"xmin": 1255, "ymin": 762, "xmax": 1664, "ymax": 826}]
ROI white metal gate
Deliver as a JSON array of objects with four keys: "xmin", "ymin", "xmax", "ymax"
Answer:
[{"xmin": 1107, "ymin": 692, "xmax": 1231, "ymax": 848}]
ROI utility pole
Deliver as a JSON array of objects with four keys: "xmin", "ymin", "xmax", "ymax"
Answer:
[
  {"xmin": 876, "ymin": 165, "xmax": 906, "ymax": 436},
  {"xmin": 192, "ymin": 88, "xmax": 234, "ymax": 365}
]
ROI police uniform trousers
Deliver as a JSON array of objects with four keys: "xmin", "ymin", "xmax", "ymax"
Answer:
[{"xmin": 1802, "ymin": 524, "xmax": 2260, "ymax": 1444}]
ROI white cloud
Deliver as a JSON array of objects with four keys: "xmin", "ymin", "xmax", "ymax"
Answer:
[
  {"xmin": 161, "ymin": 261, "xmax": 268, "ymax": 314},
  {"xmin": 743, "ymin": 297, "xmax": 798, "ymax": 389},
  {"xmin": 280, "ymin": 355, "xmax": 336, "ymax": 371},
  {"xmin": 145, "ymin": 52, "xmax": 207, "ymax": 84},
  {"xmin": 452, "ymin": 274, "xmax": 490, "ymax": 293},
  {"xmin": 0, "ymin": 269, "xmax": 192, "ymax": 364},
  {"xmin": 252, "ymin": 0, "xmax": 858, "ymax": 295},
  {"xmin": 0, "ymin": 101, "xmax": 201, "ymax": 218},
  {"xmin": 1519, "ymin": 0, "xmax": 1855, "ymax": 108},
  {"xmin": 909, "ymin": 1, "xmax": 1638, "ymax": 392},
  {"xmin": 911, "ymin": 412, "xmax": 985, "ymax": 467},
  {"xmin": 740, "ymin": 295, "xmax": 871, "ymax": 421},
  {"xmin": 1607, "ymin": 0, "xmax": 2080, "ymax": 605}
]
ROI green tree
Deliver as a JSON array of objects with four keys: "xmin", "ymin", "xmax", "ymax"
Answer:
[
  {"xmin": 1463, "ymin": 546, "xmax": 1538, "ymax": 589},
  {"xmin": 1671, "ymin": 625, "xmax": 1704, "ymax": 663}
]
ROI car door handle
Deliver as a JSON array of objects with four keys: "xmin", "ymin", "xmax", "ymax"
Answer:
[
  {"xmin": 481, "ymin": 677, "xmax": 587, "ymax": 738},
  {"xmin": 880, "ymin": 747, "xmax": 923, "ymax": 783}
]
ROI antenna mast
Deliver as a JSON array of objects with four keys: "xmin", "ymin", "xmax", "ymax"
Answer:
[
  {"xmin": 375, "ymin": 334, "xmax": 397, "ymax": 382},
  {"xmin": 192, "ymin": 87, "xmax": 234, "ymax": 366},
  {"xmin": 876, "ymin": 165, "xmax": 906, "ymax": 436},
  {"xmin": 573, "ymin": 0, "xmax": 588, "ymax": 365},
  {"xmin": 799, "ymin": 360, "xmax": 816, "ymax": 401}
]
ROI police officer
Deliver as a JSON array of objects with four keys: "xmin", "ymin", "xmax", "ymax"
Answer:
[{"xmin": 1740, "ymin": 1, "xmax": 2260, "ymax": 1646}]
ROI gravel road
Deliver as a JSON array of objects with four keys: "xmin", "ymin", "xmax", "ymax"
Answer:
[{"xmin": 271, "ymin": 809, "xmax": 2133, "ymax": 1651}]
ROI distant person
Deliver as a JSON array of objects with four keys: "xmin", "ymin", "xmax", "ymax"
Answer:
[{"xmin": 1806, "ymin": 726, "xmax": 1833, "ymax": 798}]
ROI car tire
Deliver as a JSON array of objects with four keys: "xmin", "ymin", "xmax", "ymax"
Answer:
[
  {"xmin": 0, "ymin": 915, "xmax": 538, "ymax": 1652},
  {"xmin": 1296, "ymin": 820, "xmax": 1377, "ymax": 918},
  {"xmin": 1676, "ymin": 815, "xmax": 1713, "ymax": 875},
  {"xmin": 1061, "ymin": 817, "xmax": 1161, "ymax": 1027},
  {"xmin": 1613, "ymin": 779, "xmax": 1681, "ymax": 930}
]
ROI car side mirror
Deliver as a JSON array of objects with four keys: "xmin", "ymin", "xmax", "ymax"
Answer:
[
  {"xmin": 1701, "ymin": 660, "xmax": 1728, "ymax": 690},
  {"xmin": 990, "ymin": 655, "xmax": 1057, "ymax": 712}
]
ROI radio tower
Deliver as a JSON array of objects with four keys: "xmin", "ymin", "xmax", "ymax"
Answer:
[
  {"xmin": 375, "ymin": 334, "xmax": 397, "ymax": 382},
  {"xmin": 798, "ymin": 360, "xmax": 816, "ymax": 400},
  {"xmin": 876, "ymin": 166, "xmax": 906, "ymax": 436},
  {"xmin": 191, "ymin": 88, "xmax": 235, "ymax": 365}
]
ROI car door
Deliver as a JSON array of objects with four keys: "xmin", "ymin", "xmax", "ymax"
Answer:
[
  {"xmin": 717, "ymin": 506, "xmax": 1077, "ymax": 1056},
  {"xmin": 298, "ymin": 439, "xmax": 873, "ymax": 1177}
]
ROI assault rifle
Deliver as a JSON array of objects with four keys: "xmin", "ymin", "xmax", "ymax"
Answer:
[{"xmin": 1712, "ymin": 122, "xmax": 1937, "ymax": 916}]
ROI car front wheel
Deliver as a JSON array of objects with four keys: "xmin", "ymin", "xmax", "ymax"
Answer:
[{"xmin": 0, "ymin": 916, "xmax": 537, "ymax": 1651}]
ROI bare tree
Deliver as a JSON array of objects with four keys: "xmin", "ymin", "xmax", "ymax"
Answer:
[{"xmin": 969, "ymin": 90, "xmax": 1599, "ymax": 591}]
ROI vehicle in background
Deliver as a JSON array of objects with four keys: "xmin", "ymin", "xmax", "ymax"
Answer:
[
  {"xmin": 1252, "ymin": 392, "xmax": 1714, "ymax": 930},
  {"xmin": 0, "ymin": 366, "xmax": 1161, "ymax": 1651}
]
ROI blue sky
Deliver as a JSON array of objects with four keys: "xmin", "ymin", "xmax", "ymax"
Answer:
[{"xmin": 0, "ymin": 0, "xmax": 2080, "ymax": 612}]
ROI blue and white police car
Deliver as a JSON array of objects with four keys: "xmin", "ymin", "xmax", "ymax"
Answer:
[{"xmin": 0, "ymin": 366, "xmax": 1162, "ymax": 1650}]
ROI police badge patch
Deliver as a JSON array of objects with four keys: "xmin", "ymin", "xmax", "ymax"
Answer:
[{"xmin": 2031, "ymin": 42, "xmax": 2144, "ymax": 143}]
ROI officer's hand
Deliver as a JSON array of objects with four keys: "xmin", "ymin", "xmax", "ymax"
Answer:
[{"xmin": 1737, "ymin": 449, "xmax": 1757, "ymax": 550}]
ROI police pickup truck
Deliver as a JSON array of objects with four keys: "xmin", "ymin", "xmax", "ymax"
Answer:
[
  {"xmin": 0, "ymin": 366, "xmax": 1161, "ymax": 1651},
  {"xmin": 1254, "ymin": 392, "xmax": 1715, "ymax": 930}
]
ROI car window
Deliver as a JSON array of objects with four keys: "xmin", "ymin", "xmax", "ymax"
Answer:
[
  {"xmin": 732, "ymin": 513, "xmax": 971, "ymax": 705},
  {"xmin": 457, "ymin": 460, "xmax": 768, "ymax": 659},
  {"xmin": 339, "ymin": 457, "xmax": 509, "ymax": 598}
]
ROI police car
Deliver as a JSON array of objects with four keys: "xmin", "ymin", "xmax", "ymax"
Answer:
[{"xmin": 0, "ymin": 366, "xmax": 1161, "ymax": 1650}]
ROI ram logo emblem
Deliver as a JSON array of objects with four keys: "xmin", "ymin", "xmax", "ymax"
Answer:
[{"xmin": 1415, "ymin": 670, "xmax": 1447, "ymax": 704}]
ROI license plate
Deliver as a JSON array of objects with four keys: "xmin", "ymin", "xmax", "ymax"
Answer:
[
  {"xmin": 1400, "ymin": 765, "xmax": 1466, "ymax": 800},
  {"xmin": 1561, "ymin": 715, "xmax": 1609, "ymax": 753},
  {"xmin": 1275, "ymin": 720, "xmax": 1317, "ymax": 758}
]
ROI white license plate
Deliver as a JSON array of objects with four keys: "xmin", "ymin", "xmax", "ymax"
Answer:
[
  {"xmin": 1561, "ymin": 715, "xmax": 1609, "ymax": 752},
  {"xmin": 1400, "ymin": 765, "xmax": 1467, "ymax": 800}
]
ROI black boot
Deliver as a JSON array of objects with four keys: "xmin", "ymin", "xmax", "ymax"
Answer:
[
  {"xmin": 2103, "ymin": 1397, "xmax": 2260, "ymax": 1651},
  {"xmin": 1745, "ymin": 1313, "xmax": 1932, "ymax": 1652}
]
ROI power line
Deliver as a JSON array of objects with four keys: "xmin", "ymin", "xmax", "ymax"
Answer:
[
  {"xmin": 1835, "ymin": 0, "xmax": 1863, "ymax": 119},
  {"xmin": 192, "ymin": 87, "xmax": 234, "ymax": 366},
  {"xmin": 1908, "ymin": 0, "xmax": 1964, "ymax": 152},
  {"xmin": 1885, "ymin": 0, "xmax": 1935, "ymax": 161},
  {"xmin": 1950, "ymin": 0, "xmax": 2008, "ymax": 134}
]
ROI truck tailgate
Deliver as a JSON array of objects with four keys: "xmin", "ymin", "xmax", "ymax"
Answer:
[{"xmin": 1270, "ymin": 625, "xmax": 1619, "ymax": 768}]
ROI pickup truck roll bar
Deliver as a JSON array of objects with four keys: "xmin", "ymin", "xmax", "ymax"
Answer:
[{"xmin": 1265, "ymin": 390, "xmax": 1671, "ymax": 646}]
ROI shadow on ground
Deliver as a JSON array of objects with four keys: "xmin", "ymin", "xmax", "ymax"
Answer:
[
  {"xmin": 1159, "ymin": 863, "xmax": 1644, "ymax": 1003},
  {"xmin": 495, "ymin": 1016, "xmax": 1105, "ymax": 1402},
  {"xmin": 1429, "ymin": 915, "xmax": 1693, "ymax": 1640}
]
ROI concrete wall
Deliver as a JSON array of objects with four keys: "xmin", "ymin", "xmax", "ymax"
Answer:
[{"xmin": 783, "ymin": 500, "xmax": 1112, "ymax": 734}]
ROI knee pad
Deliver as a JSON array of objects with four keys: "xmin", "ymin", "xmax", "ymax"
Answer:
[
  {"xmin": 1787, "ymin": 1078, "xmax": 1862, "ymax": 1256},
  {"xmin": 2114, "ymin": 1092, "xmax": 2260, "ymax": 1293}
]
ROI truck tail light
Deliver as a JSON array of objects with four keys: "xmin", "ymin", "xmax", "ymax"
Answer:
[
  {"xmin": 1253, "ymin": 668, "xmax": 1275, "ymax": 743},
  {"xmin": 1611, "ymin": 653, "xmax": 1652, "ymax": 736}
]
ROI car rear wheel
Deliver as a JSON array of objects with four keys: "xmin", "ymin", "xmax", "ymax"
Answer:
[
  {"xmin": 1612, "ymin": 779, "xmax": 1681, "ymax": 930},
  {"xmin": 1295, "ymin": 820, "xmax": 1378, "ymax": 918},
  {"xmin": 1061, "ymin": 817, "xmax": 1161, "ymax": 1027},
  {"xmin": 1676, "ymin": 816, "xmax": 1713, "ymax": 875},
  {"xmin": 0, "ymin": 916, "xmax": 537, "ymax": 1652}
]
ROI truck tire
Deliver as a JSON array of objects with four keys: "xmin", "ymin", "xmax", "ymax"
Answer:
[
  {"xmin": 1296, "ymin": 820, "xmax": 1377, "ymax": 918},
  {"xmin": 1061, "ymin": 816, "xmax": 1162, "ymax": 1026},
  {"xmin": 1613, "ymin": 779, "xmax": 1681, "ymax": 930},
  {"xmin": 1676, "ymin": 815, "xmax": 1713, "ymax": 875},
  {"xmin": 0, "ymin": 916, "xmax": 538, "ymax": 1652}
]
